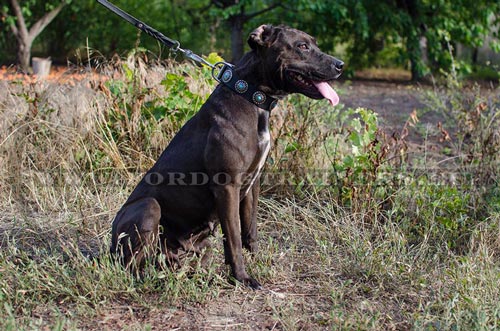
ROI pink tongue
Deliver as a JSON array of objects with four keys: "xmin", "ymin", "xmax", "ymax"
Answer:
[{"xmin": 313, "ymin": 82, "xmax": 339, "ymax": 107}]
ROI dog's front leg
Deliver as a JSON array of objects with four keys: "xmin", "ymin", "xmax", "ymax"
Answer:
[
  {"xmin": 212, "ymin": 183, "xmax": 262, "ymax": 290},
  {"xmin": 240, "ymin": 177, "xmax": 260, "ymax": 253}
]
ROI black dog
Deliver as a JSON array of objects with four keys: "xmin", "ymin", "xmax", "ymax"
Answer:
[{"xmin": 111, "ymin": 25, "xmax": 343, "ymax": 289}]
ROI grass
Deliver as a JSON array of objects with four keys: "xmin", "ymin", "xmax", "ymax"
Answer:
[{"xmin": 0, "ymin": 55, "xmax": 499, "ymax": 330}]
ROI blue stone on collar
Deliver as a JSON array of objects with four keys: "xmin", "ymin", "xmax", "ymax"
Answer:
[
  {"xmin": 222, "ymin": 70, "xmax": 232, "ymax": 83},
  {"xmin": 252, "ymin": 91, "xmax": 266, "ymax": 105},
  {"xmin": 235, "ymin": 80, "xmax": 248, "ymax": 93}
]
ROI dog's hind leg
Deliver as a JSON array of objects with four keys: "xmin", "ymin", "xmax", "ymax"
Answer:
[{"xmin": 110, "ymin": 197, "xmax": 161, "ymax": 273}]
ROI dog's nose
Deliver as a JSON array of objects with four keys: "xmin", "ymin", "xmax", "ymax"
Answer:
[{"xmin": 335, "ymin": 60, "xmax": 344, "ymax": 71}]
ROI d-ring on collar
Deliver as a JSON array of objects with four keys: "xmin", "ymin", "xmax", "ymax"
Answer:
[{"xmin": 213, "ymin": 62, "xmax": 278, "ymax": 112}]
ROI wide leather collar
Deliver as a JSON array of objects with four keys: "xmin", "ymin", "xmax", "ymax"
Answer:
[{"xmin": 215, "ymin": 63, "xmax": 278, "ymax": 112}]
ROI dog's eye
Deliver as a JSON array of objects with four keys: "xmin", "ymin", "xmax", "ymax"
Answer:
[{"xmin": 297, "ymin": 43, "xmax": 310, "ymax": 51}]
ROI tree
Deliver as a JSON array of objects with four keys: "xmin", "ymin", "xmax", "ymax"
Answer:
[
  {"xmin": 208, "ymin": 0, "xmax": 282, "ymax": 62},
  {"xmin": 5, "ymin": 0, "xmax": 68, "ymax": 71},
  {"xmin": 2, "ymin": 0, "xmax": 498, "ymax": 80},
  {"xmin": 285, "ymin": 0, "xmax": 500, "ymax": 81}
]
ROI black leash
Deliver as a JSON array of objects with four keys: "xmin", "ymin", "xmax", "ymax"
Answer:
[{"xmin": 96, "ymin": 0, "xmax": 278, "ymax": 111}]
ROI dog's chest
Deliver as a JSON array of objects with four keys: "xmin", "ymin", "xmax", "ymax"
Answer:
[
  {"xmin": 255, "ymin": 129, "xmax": 271, "ymax": 172},
  {"xmin": 242, "ymin": 117, "xmax": 271, "ymax": 197}
]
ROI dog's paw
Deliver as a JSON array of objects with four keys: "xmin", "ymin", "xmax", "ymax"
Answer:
[
  {"xmin": 243, "ymin": 242, "xmax": 258, "ymax": 253},
  {"xmin": 230, "ymin": 273, "xmax": 263, "ymax": 290},
  {"xmin": 241, "ymin": 276, "xmax": 262, "ymax": 290}
]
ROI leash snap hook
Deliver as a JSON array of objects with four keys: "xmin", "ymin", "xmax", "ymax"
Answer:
[{"xmin": 171, "ymin": 40, "xmax": 180, "ymax": 52}]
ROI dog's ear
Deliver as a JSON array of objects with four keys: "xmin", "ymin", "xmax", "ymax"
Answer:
[{"xmin": 248, "ymin": 24, "xmax": 277, "ymax": 50}]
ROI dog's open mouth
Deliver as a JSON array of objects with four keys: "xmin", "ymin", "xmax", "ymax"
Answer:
[{"xmin": 287, "ymin": 71, "xmax": 340, "ymax": 107}]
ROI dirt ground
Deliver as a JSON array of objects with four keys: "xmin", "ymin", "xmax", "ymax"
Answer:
[
  {"xmin": 340, "ymin": 78, "xmax": 456, "ymax": 148},
  {"xmin": 342, "ymin": 80, "xmax": 426, "ymax": 130}
]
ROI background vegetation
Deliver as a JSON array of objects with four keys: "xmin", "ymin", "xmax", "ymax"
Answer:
[
  {"xmin": 1, "ymin": 0, "xmax": 500, "ymax": 80},
  {"xmin": 0, "ymin": 0, "xmax": 499, "ymax": 330}
]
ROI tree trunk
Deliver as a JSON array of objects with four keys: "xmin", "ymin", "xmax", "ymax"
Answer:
[
  {"xmin": 17, "ymin": 39, "xmax": 33, "ymax": 71},
  {"xmin": 472, "ymin": 48, "xmax": 479, "ymax": 65},
  {"xmin": 222, "ymin": 2, "xmax": 280, "ymax": 63},
  {"xmin": 407, "ymin": 30, "xmax": 424, "ymax": 81},
  {"xmin": 399, "ymin": 0, "xmax": 425, "ymax": 81},
  {"xmin": 8, "ymin": 0, "xmax": 66, "ymax": 71},
  {"xmin": 229, "ymin": 14, "xmax": 245, "ymax": 63}
]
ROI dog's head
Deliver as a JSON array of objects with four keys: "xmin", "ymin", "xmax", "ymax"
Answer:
[{"xmin": 248, "ymin": 24, "xmax": 343, "ymax": 106}]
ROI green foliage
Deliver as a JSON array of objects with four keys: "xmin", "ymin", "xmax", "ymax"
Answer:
[
  {"xmin": 2, "ymin": 0, "xmax": 499, "ymax": 80},
  {"xmin": 467, "ymin": 65, "xmax": 500, "ymax": 81},
  {"xmin": 340, "ymin": 109, "xmax": 379, "ymax": 176},
  {"xmin": 331, "ymin": 108, "xmax": 389, "ymax": 207},
  {"xmin": 269, "ymin": 97, "xmax": 397, "ymax": 209},
  {"xmin": 286, "ymin": 0, "xmax": 500, "ymax": 80},
  {"xmin": 267, "ymin": 95, "xmax": 333, "ymax": 195},
  {"xmin": 102, "ymin": 51, "xmax": 216, "ymax": 165},
  {"xmin": 157, "ymin": 72, "xmax": 205, "ymax": 122},
  {"xmin": 394, "ymin": 179, "xmax": 474, "ymax": 250}
]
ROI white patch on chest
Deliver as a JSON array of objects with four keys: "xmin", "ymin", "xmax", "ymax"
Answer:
[{"xmin": 243, "ymin": 129, "xmax": 271, "ymax": 197}]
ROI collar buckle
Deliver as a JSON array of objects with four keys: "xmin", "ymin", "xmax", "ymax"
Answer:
[{"xmin": 212, "ymin": 62, "xmax": 234, "ymax": 83}]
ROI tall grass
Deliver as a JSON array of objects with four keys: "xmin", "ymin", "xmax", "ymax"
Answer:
[{"xmin": 0, "ymin": 54, "xmax": 499, "ymax": 330}]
